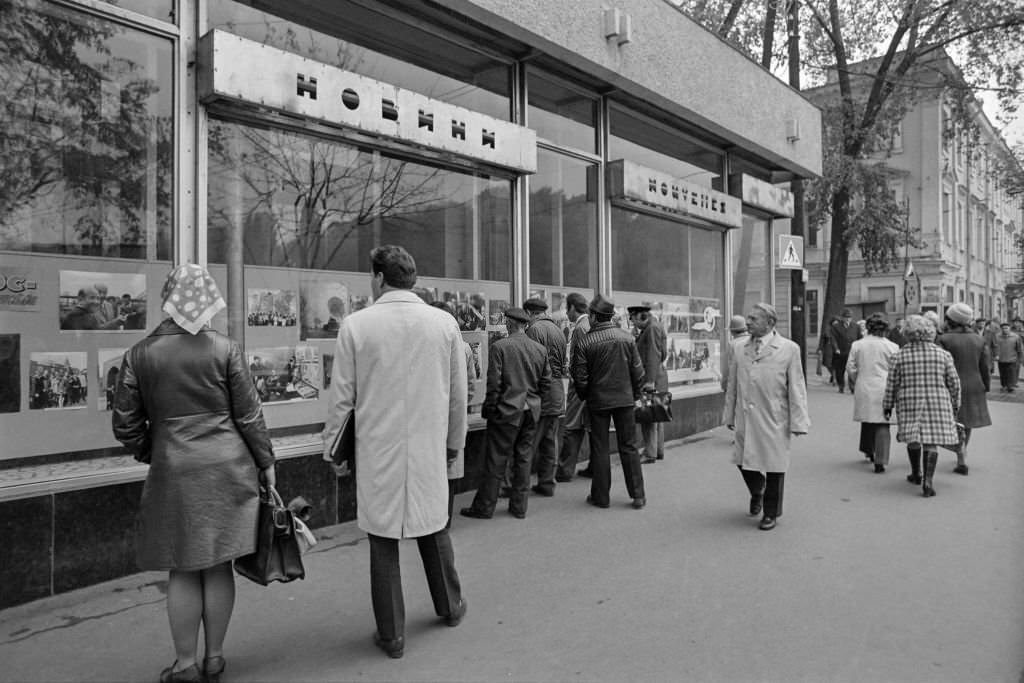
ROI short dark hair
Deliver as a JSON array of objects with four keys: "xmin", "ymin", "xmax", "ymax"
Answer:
[
  {"xmin": 370, "ymin": 245, "xmax": 417, "ymax": 289},
  {"xmin": 566, "ymin": 292, "xmax": 588, "ymax": 314},
  {"xmin": 865, "ymin": 313, "xmax": 889, "ymax": 336},
  {"xmin": 591, "ymin": 311, "xmax": 613, "ymax": 323}
]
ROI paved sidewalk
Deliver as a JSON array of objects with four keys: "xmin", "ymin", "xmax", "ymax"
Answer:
[{"xmin": 1, "ymin": 378, "xmax": 1022, "ymax": 683}]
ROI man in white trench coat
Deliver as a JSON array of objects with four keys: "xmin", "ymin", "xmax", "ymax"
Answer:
[
  {"xmin": 723, "ymin": 302, "xmax": 810, "ymax": 530},
  {"xmin": 322, "ymin": 245, "xmax": 468, "ymax": 659}
]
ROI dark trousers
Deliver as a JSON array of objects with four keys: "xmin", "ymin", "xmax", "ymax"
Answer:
[
  {"xmin": 368, "ymin": 530, "xmax": 462, "ymax": 641},
  {"xmin": 470, "ymin": 412, "xmax": 536, "ymax": 516},
  {"xmin": 858, "ymin": 423, "xmax": 891, "ymax": 465},
  {"xmin": 557, "ymin": 426, "xmax": 589, "ymax": 478},
  {"xmin": 739, "ymin": 467, "xmax": 785, "ymax": 518},
  {"xmin": 998, "ymin": 361, "xmax": 1018, "ymax": 389},
  {"xmin": 588, "ymin": 406, "xmax": 645, "ymax": 506},
  {"xmin": 831, "ymin": 354, "xmax": 849, "ymax": 390},
  {"xmin": 532, "ymin": 415, "xmax": 561, "ymax": 492}
]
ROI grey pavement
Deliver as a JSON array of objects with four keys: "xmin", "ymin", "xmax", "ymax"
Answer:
[{"xmin": 2, "ymin": 375, "xmax": 1023, "ymax": 683}]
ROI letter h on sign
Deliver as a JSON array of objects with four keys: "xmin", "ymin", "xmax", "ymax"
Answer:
[{"xmin": 296, "ymin": 73, "xmax": 317, "ymax": 100}]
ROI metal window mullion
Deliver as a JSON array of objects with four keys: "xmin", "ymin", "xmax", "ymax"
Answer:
[
  {"xmin": 597, "ymin": 96, "xmax": 610, "ymax": 295},
  {"xmin": 179, "ymin": 0, "xmax": 200, "ymax": 265},
  {"xmin": 512, "ymin": 60, "xmax": 528, "ymax": 306}
]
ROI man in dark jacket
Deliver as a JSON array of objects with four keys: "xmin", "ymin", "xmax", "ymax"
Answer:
[
  {"xmin": 830, "ymin": 308, "xmax": 862, "ymax": 393},
  {"xmin": 571, "ymin": 294, "xmax": 646, "ymax": 510},
  {"xmin": 629, "ymin": 305, "xmax": 669, "ymax": 464},
  {"xmin": 461, "ymin": 308, "xmax": 551, "ymax": 520},
  {"xmin": 523, "ymin": 297, "xmax": 567, "ymax": 497}
]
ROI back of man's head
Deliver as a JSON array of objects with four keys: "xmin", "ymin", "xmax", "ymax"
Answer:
[
  {"xmin": 370, "ymin": 245, "xmax": 417, "ymax": 289},
  {"xmin": 566, "ymin": 292, "xmax": 588, "ymax": 315}
]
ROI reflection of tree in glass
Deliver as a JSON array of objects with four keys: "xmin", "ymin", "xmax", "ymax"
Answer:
[
  {"xmin": 0, "ymin": 3, "xmax": 171, "ymax": 256},
  {"xmin": 208, "ymin": 122, "xmax": 442, "ymax": 269}
]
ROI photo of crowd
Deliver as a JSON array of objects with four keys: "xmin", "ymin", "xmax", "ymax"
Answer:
[
  {"xmin": 29, "ymin": 352, "xmax": 88, "ymax": 410},
  {"xmin": 246, "ymin": 288, "xmax": 297, "ymax": 327},
  {"xmin": 247, "ymin": 345, "xmax": 321, "ymax": 403},
  {"xmin": 58, "ymin": 271, "xmax": 146, "ymax": 332}
]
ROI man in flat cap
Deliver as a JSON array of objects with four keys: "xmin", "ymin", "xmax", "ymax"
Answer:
[
  {"xmin": 723, "ymin": 302, "xmax": 809, "ymax": 530},
  {"xmin": 571, "ymin": 294, "xmax": 647, "ymax": 509},
  {"xmin": 721, "ymin": 314, "xmax": 750, "ymax": 394},
  {"xmin": 523, "ymin": 297, "xmax": 567, "ymax": 496},
  {"xmin": 829, "ymin": 308, "xmax": 862, "ymax": 393},
  {"xmin": 628, "ymin": 304, "xmax": 669, "ymax": 464},
  {"xmin": 461, "ymin": 307, "xmax": 551, "ymax": 520}
]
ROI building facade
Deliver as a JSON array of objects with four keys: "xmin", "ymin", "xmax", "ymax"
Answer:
[
  {"xmin": 801, "ymin": 57, "xmax": 1024, "ymax": 349},
  {"xmin": 0, "ymin": 0, "xmax": 820, "ymax": 607}
]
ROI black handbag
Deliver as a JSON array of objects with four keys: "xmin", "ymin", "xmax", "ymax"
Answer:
[
  {"xmin": 635, "ymin": 391, "xmax": 673, "ymax": 424},
  {"xmin": 235, "ymin": 485, "xmax": 306, "ymax": 585}
]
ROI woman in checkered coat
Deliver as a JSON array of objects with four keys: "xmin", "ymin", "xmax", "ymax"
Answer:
[{"xmin": 883, "ymin": 315, "xmax": 961, "ymax": 497}]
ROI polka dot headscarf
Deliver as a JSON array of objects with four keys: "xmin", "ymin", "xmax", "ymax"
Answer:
[{"xmin": 160, "ymin": 263, "xmax": 226, "ymax": 335}]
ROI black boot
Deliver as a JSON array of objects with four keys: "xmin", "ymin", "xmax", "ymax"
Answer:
[
  {"xmin": 906, "ymin": 447, "xmax": 922, "ymax": 485},
  {"xmin": 921, "ymin": 450, "xmax": 938, "ymax": 497}
]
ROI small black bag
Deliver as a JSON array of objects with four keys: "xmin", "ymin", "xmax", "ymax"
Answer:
[
  {"xmin": 635, "ymin": 391, "xmax": 673, "ymax": 424},
  {"xmin": 235, "ymin": 485, "xmax": 305, "ymax": 586}
]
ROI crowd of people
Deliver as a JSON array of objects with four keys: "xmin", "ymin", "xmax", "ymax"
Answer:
[
  {"xmin": 30, "ymin": 364, "xmax": 88, "ymax": 409},
  {"xmin": 833, "ymin": 302, "xmax": 1014, "ymax": 498}
]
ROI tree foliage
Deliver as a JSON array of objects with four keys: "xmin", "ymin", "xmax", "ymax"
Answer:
[{"xmin": 673, "ymin": 0, "xmax": 1024, "ymax": 318}]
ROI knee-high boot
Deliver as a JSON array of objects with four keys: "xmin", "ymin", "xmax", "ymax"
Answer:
[
  {"xmin": 922, "ymin": 450, "xmax": 938, "ymax": 498},
  {"xmin": 906, "ymin": 447, "xmax": 922, "ymax": 485}
]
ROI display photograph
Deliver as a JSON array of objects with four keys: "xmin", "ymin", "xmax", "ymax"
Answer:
[
  {"xmin": 59, "ymin": 270, "xmax": 147, "ymax": 331},
  {"xmin": 97, "ymin": 348, "xmax": 127, "ymax": 411},
  {"xmin": 0, "ymin": 333, "xmax": 20, "ymax": 413},
  {"xmin": 29, "ymin": 351, "xmax": 88, "ymax": 410},
  {"xmin": 247, "ymin": 345, "xmax": 321, "ymax": 403},
  {"xmin": 247, "ymin": 288, "xmax": 297, "ymax": 327},
  {"xmin": 300, "ymin": 280, "xmax": 349, "ymax": 340}
]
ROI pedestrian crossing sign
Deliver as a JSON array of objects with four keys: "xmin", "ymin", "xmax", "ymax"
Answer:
[{"xmin": 776, "ymin": 234, "xmax": 803, "ymax": 269}]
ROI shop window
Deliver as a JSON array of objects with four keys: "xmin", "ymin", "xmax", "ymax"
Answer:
[
  {"xmin": 611, "ymin": 209, "xmax": 725, "ymax": 397},
  {"xmin": 208, "ymin": 0, "xmax": 511, "ymax": 120},
  {"xmin": 527, "ymin": 69, "xmax": 596, "ymax": 153},
  {"xmin": 733, "ymin": 214, "xmax": 771, "ymax": 316},
  {"xmin": 101, "ymin": 0, "xmax": 176, "ymax": 23},
  {"xmin": 608, "ymin": 105, "xmax": 723, "ymax": 188},
  {"xmin": 529, "ymin": 150, "xmax": 597, "ymax": 289},
  {"xmin": 0, "ymin": 1, "xmax": 173, "ymax": 260}
]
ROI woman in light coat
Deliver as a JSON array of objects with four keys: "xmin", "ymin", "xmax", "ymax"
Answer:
[
  {"xmin": 883, "ymin": 315, "xmax": 961, "ymax": 497},
  {"xmin": 846, "ymin": 313, "xmax": 899, "ymax": 473}
]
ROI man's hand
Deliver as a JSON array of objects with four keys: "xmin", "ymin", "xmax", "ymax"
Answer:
[
  {"xmin": 446, "ymin": 448, "xmax": 458, "ymax": 466},
  {"xmin": 330, "ymin": 461, "xmax": 350, "ymax": 477},
  {"xmin": 726, "ymin": 424, "xmax": 735, "ymax": 431},
  {"xmin": 259, "ymin": 463, "xmax": 277, "ymax": 488}
]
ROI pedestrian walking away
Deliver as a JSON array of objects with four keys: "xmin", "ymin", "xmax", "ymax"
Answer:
[
  {"xmin": 846, "ymin": 313, "xmax": 899, "ymax": 473},
  {"xmin": 461, "ymin": 306, "xmax": 551, "ymax": 520},
  {"xmin": 523, "ymin": 297, "xmax": 567, "ymax": 497},
  {"xmin": 722, "ymin": 302, "xmax": 810, "ymax": 530},
  {"xmin": 883, "ymin": 314, "xmax": 961, "ymax": 498},
  {"xmin": 112, "ymin": 263, "xmax": 276, "ymax": 683},
  {"xmin": 571, "ymin": 294, "xmax": 647, "ymax": 510},
  {"xmin": 322, "ymin": 245, "xmax": 469, "ymax": 660},
  {"xmin": 937, "ymin": 303, "xmax": 991, "ymax": 476}
]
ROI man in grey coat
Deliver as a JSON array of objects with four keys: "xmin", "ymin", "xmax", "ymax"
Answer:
[{"xmin": 523, "ymin": 297, "xmax": 567, "ymax": 496}]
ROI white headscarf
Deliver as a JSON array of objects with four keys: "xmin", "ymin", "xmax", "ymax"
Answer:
[{"xmin": 160, "ymin": 263, "xmax": 226, "ymax": 335}]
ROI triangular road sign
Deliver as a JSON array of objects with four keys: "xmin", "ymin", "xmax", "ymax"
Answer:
[{"xmin": 781, "ymin": 240, "xmax": 801, "ymax": 267}]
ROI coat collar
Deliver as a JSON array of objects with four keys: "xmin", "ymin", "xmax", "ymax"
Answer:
[
  {"xmin": 373, "ymin": 290, "xmax": 423, "ymax": 306},
  {"xmin": 746, "ymin": 330, "xmax": 780, "ymax": 358},
  {"xmin": 150, "ymin": 318, "xmax": 193, "ymax": 336}
]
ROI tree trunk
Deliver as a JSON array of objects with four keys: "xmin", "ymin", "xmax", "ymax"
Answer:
[{"xmin": 824, "ymin": 188, "xmax": 851, "ymax": 323}]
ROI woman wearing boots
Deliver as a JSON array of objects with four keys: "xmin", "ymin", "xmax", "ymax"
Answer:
[
  {"xmin": 883, "ymin": 315, "xmax": 961, "ymax": 497},
  {"xmin": 846, "ymin": 314, "xmax": 899, "ymax": 472},
  {"xmin": 936, "ymin": 303, "xmax": 991, "ymax": 475}
]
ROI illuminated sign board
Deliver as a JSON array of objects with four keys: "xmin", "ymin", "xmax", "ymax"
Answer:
[{"xmin": 197, "ymin": 30, "xmax": 537, "ymax": 174}]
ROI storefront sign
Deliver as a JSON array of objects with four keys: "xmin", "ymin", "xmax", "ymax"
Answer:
[
  {"xmin": 197, "ymin": 30, "xmax": 537, "ymax": 174},
  {"xmin": 0, "ymin": 270, "xmax": 40, "ymax": 310},
  {"xmin": 729, "ymin": 174, "xmax": 794, "ymax": 217},
  {"xmin": 607, "ymin": 160, "xmax": 742, "ymax": 229}
]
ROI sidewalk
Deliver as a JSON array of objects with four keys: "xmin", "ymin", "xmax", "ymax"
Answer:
[{"xmin": 1, "ymin": 378, "xmax": 1022, "ymax": 683}]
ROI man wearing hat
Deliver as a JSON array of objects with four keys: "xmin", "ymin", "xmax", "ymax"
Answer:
[
  {"xmin": 461, "ymin": 307, "xmax": 551, "ymax": 520},
  {"xmin": 721, "ymin": 314, "xmax": 750, "ymax": 394},
  {"xmin": 830, "ymin": 308, "xmax": 862, "ymax": 393},
  {"xmin": 523, "ymin": 297, "xmax": 567, "ymax": 496},
  {"xmin": 628, "ymin": 304, "xmax": 669, "ymax": 464},
  {"xmin": 571, "ymin": 294, "xmax": 647, "ymax": 509}
]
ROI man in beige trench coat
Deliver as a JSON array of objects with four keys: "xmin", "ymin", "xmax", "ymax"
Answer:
[
  {"xmin": 323, "ymin": 245, "xmax": 468, "ymax": 659},
  {"xmin": 723, "ymin": 303, "xmax": 810, "ymax": 530}
]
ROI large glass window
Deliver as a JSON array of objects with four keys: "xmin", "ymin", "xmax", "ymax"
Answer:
[
  {"xmin": 527, "ymin": 69, "xmax": 596, "ymax": 153},
  {"xmin": 0, "ymin": 1, "xmax": 174, "ymax": 260},
  {"xmin": 208, "ymin": 120, "xmax": 511, "ymax": 280},
  {"xmin": 103, "ymin": 1, "xmax": 176, "ymax": 23},
  {"xmin": 207, "ymin": 0, "xmax": 511, "ymax": 120},
  {"xmin": 529, "ymin": 150, "xmax": 597, "ymax": 288},
  {"xmin": 733, "ymin": 214, "xmax": 770, "ymax": 315},
  {"xmin": 609, "ymin": 106, "xmax": 723, "ymax": 188}
]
